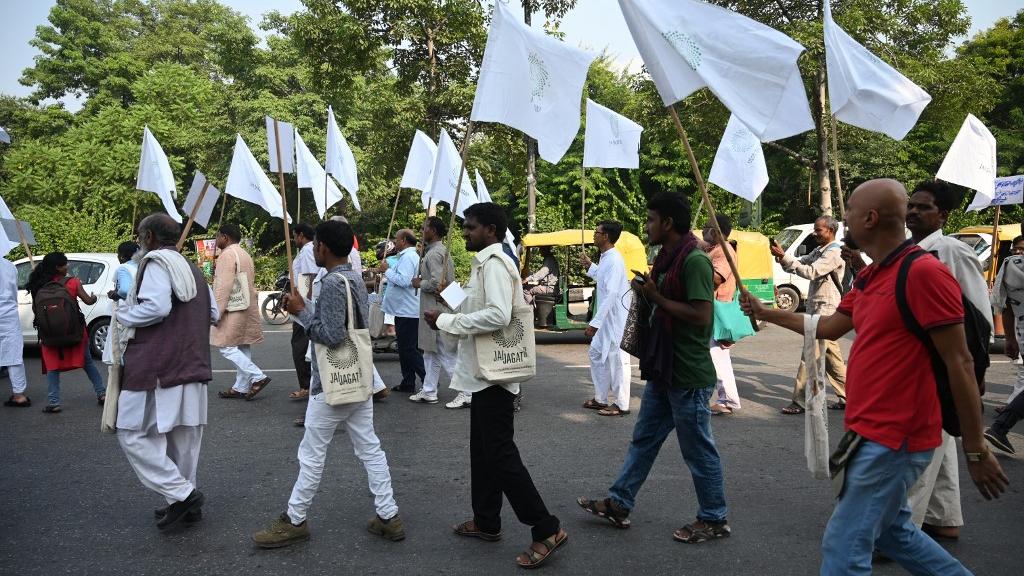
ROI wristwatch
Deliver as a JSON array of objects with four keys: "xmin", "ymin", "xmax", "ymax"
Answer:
[{"xmin": 964, "ymin": 446, "xmax": 991, "ymax": 462}]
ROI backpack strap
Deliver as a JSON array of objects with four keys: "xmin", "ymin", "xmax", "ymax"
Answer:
[{"xmin": 894, "ymin": 250, "xmax": 933, "ymax": 347}]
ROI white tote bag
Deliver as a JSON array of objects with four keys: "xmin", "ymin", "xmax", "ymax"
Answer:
[
  {"xmin": 314, "ymin": 273, "xmax": 373, "ymax": 406},
  {"xmin": 803, "ymin": 314, "xmax": 830, "ymax": 479},
  {"xmin": 226, "ymin": 257, "xmax": 251, "ymax": 312},
  {"xmin": 474, "ymin": 254, "xmax": 536, "ymax": 384}
]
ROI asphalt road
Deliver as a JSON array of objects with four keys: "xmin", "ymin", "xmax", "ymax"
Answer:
[{"xmin": 0, "ymin": 324, "xmax": 1020, "ymax": 576}]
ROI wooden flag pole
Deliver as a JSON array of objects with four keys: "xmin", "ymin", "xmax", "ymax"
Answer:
[
  {"xmin": 988, "ymin": 204, "xmax": 1002, "ymax": 288},
  {"xmin": 217, "ymin": 191, "xmax": 228, "ymax": 230},
  {"xmin": 296, "ymin": 187, "xmax": 302, "ymax": 223},
  {"xmin": 830, "ymin": 115, "xmax": 846, "ymax": 219},
  {"xmin": 176, "ymin": 179, "xmax": 211, "ymax": 251},
  {"xmin": 668, "ymin": 105, "xmax": 757, "ymax": 329},
  {"xmin": 323, "ymin": 170, "xmax": 331, "ymax": 221},
  {"xmin": 131, "ymin": 196, "xmax": 139, "ymax": 232},
  {"xmin": 441, "ymin": 120, "xmax": 476, "ymax": 279},
  {"xmin": 273, "ymin": 118, "xmax": 295, "ymax": 288},
  {"xmin": 580, "ymin": 163, "xmax": 588, "ymax": 248},
  {"xmin": 14, "ymin": 219, "xmax": 34, "ymax": 266}
]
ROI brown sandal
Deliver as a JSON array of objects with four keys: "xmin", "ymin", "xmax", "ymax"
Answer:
[
  {"xmin": 576, "ymin": 497, "xmax": 631, "ymax": 528},
  {"xmin": 245, "ymin": 377, "xmax": 273, "ymax": 401},
  {"xmin": 289, "ymin": 389, "xmax": 309, "ymax": 400},
  {"xmin": 673, "ymin": 520, "xmax": 731, "ymax": 543},
  {"xmin": 597, "ymin": 404, "xmax": 630, "ymax": 416},
  {"xmin": 453, "ymin": 520, "xmax": 501, "ymax": 542},
  {"xmin": 515, "ymin": 529, "xmax": 568, "ymax": 569},
  {"xmin": 218, "ymin": 389, "xmax": 245, "ymax": 399},
  {"xmin": 781, "ymin": 403, "xmax": 805, "ymax": 415},
  {"xmin": 582, "ymin": 399, "xmax": 608, "ymax": 410}
]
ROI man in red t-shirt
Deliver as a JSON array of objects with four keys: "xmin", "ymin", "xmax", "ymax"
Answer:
[{"xmin": 743, "ymin": 179, "xmax": 1007, "ymax": 574}]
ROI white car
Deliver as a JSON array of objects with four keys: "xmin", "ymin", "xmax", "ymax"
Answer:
[
  {"xmin": 772, "ymin": 224, "xmax": 850, "ymax": 313},
  {"xmin": 14, "ymin": 253, "xmax": 119, "ymax": 358}
]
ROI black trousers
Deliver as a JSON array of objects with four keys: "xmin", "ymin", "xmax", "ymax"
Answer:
[
  {"xmin": 291, "ymin": 323, "xmax": 311, "ymax": 390},
  {"xmin": 394, "ymin": 316, "xmax": 425, "ymax": 388},
  {"xmin": 470, "ymin": 385, "xmax": 559, "ymax": 542}
]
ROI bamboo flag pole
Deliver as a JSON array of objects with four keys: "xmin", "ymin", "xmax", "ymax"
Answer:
[
  {"xmin": 296, "ymin": 186, "xmax": 302, "ymax": 223},
  {"xmin": 14, "ymin": 220, "xmax": 34, "ymax": 266},
  {"xmin": 441, "ymin": 121, "xmax": 476, "ymax": 280},
  {"xmin": 830, "ymin": 115, "xmax": 846, "ymax": 219},
  {"xmin": 667, "ymin": 105, "xmax": 757, "ymax": 329},
  {"xmin": 273, "ymin": 118, "xmax": 295, "ymax": 288},
  {"xmin": 217, "ymin": 191, "xmax": 228, "ymax": 230},
  {"xmin": 580, "ymin": 163, "xmax": 587, "ymax": 248},
  {"xmin": 131, "ymin": 196, "xmax": 139, "ymax": 233},
  {"xmin": 323, "ymin": 169, "xmax": 331, "ymax": 221},
  {"xmin": 175, "ymin": 179, "xmax": 211, "ymax": 251},
  {"xmin": 988, "ymin": 204, "xmax": 1002, "ymax": 288}
]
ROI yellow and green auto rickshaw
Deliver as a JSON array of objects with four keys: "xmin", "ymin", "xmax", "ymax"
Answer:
[
  {"xmin": 520, "ymin": 229, "xmax": 647, "ymax": 331},
  {"xmin": 730, "ymin": 230, "xmax": 776, "ymax": 306}
]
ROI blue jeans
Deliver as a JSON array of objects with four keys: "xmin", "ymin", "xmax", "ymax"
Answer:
[
  {"xmin": 820, "ymin": 440, "xmax": 972, "ymax": 575},
  {"xmin": 608, "ymin": 383, "xmax": 727, "ymax": 522},
  {"xmin": 47, "ymin": 347, "xmax": 106, "ymax": 406}
]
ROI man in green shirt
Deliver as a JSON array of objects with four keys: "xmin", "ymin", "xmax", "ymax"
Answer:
[{"xmin": 577, "ymin": 192, "xmax": 730, "ymax": 544}]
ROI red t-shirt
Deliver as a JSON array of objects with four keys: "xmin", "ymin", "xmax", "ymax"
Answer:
[{"xmin": 836, "ymin": 243, "xmax": 963, "ymax": 452}]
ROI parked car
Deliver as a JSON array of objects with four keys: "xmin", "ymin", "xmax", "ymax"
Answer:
[
  {"xmin": 14, "ymin": 252, "xmax": 119, "ymax": 358},
  {"xmin": 772, "ymin": 224, "xmax": 850, "ymax": 313}
]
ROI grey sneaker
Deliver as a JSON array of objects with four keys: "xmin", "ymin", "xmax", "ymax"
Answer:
[
  {"xmin": 252, "ymin": 513, "xmax": 310, "ymax": 548},
  {"xmin": 984, "ymin": 427, "xmax": 1016, "ymax": 454},
  {"xmin": 367, "ymin": 514, "xmax": 406, "ymax": 541}
]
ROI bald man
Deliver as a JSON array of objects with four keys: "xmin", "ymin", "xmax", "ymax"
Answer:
[{"xmin": 743, "ymin": 180, "xmax": 1007, "ymax": 574}]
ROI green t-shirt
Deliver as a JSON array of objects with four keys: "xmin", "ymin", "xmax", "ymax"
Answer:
[{"xmin": 656, "ymin": 250, "xmax": 716, "ymax": 389}]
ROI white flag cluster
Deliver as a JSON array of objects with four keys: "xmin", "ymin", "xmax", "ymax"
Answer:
[
  {"xmin": 400, "ymin": 130, "xmax": 438, "ymax": 200},
  {"xmin": 225, "ymin": 134, "xmax": 290, "ymax": 221},
  {"xmin": 824, "ymin": 1, "xmax": 931, "ymax": 140},
  {"xmin": 471, "ymin": 0, "xmax": 596, "ymax": 163},
  {"xmin": 136, "ymin": 126, "xmax": 183, "ymax": 223},
  {"xmin": 0, "ymin": 193, "xmax": 19, "ymax": 257},
  {"xmin": 709, "ymin": 115, "xmax": 769, "ymax": 202},
  {"xmin": 619, "ymin": 0, "xmax": 813, "ymax": 142},
  {"xmin": 295, "ymin": 130, "xmax": 345, "ymax": 219},
  {"xmin": 583, "ymin": 100, "xmax": 643, "ymax": 169},
  {"xmin": 937, "ymin": 114, "xmax": 998, "ymax": 209},
  {"xmin": 0, "ymin": 126, "xmax": 10, "ymax": 144},
  {"xmin": 265, "ymin": 116, "xmax": 295, "ymax": 174},
  {"xmin": 182, "ymin": 171, "xmax": 220, "ymax": 229},
  {"xmin": 325, "ymin": 106, "xmax": 361, "ymax": 211},
  {"xmin": 426, "ymin": 129, "xmax": 477, "ymax": 217}
]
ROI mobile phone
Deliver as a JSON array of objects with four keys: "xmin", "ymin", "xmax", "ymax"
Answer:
[{"xmin": 632, "ymin": 270, "xmax": 647, "ymax": 284}]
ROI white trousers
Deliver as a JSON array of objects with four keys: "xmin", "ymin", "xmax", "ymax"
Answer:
[
  {"xmin": 372, "ymin": 366, "xmax": 386, "ymax": 394},
  {"xmin": 220, "ymin": 345, "xmax": 266, "ymax": 393},
  {"xmin": 118, "ymin": 392, "xmax": 203, "ymax": 504},
  {"xmin": 589, "ymin": 346, "xmax": 631, "ymax": 409},
  {"xmin": 422, "ymin": 339, "xmax": 457, "ymax": 399},
  {"xmin": 710, "ymin": 339, "xmax": 740, "ymax": 409},
  {"xmin": 1011, "ymin": 307, "xmax": 1024, "ymax": 403},
  {"xmin": 7, "ymin": 363, "xmax": 26, "ymax": 394},
  {"xmin": 287, "ymin": 395, "xmax": 398, "ymax": 524},
  {"xmin": 908, "ymin": 431, "xmax": 963, "ymax": 527}
]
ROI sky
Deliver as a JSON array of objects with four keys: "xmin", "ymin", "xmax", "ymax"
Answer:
[{"xmin": 0, "ymin": 0, "xmax": 1021, "ymax": 110}]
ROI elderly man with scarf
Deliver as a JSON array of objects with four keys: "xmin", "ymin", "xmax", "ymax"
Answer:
[
  {"xmin": 115, "ymin": 213, "xmax": 218, "ymax": 529},
  {"xmin": 577, "ymin": 192, "xmax": 730, "ymax": 544}
]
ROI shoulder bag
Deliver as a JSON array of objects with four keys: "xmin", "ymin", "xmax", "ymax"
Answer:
[{"xmin": 314, "ymin": 273, "xmax": 374, "ymax": 406}]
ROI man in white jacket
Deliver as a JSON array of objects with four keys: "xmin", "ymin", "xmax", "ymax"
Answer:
[
  {"xmin": 580, "ymin": 220, "xmax": 632, "ymax": 416},
  {"xmin": 905, "ymin": 180, "xmax": 993, "ymax": 542}
]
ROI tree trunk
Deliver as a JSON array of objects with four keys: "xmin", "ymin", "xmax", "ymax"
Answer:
[
  {"xmin": 523, "ymin": 2, "xmax": 538, "ymax": 232},
  {"xmin": 812, "ymin": 60, "xmax": 833, "ymax": 216}
]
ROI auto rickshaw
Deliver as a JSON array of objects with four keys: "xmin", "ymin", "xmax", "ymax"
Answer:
[
  {"xmin": 952, "ymin": 223, "xmax": 1023, "ymax": 339},
  {"xmin": 520, "ymin": 229, "xmax": 647, "ymax": 331}
]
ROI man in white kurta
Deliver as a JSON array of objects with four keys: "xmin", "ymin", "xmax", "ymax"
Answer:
[
  {"xmin": 115, "ymin": 214, "xmax": 218, "ymax": 529},
  {"xmin": 0, "ymin": 258, "xmax": 29, "ymax": 407},
  {"xmin": 905, "ymin": 182, "xmax": 993, "ymax": 540},
  {"xmin": 581, "ymin": 221, "xmax": 632, "ymax": 416}
]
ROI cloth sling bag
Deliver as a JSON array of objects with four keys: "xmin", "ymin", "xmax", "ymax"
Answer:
[
  {"xmin": 474, "ymin": 252, "xmax": 537, "ymax": 384},
  {"xmin": 314, "ymin": 273, "xmax": 373, "ymax": 406},
  {"xmin": 712, "ymin": 292, "xmax": 756, "ymax": 343},
  {"xmin": 225, "ymin": 255, "xmax": 251, "ymax": 312},
  {"xmin": 802, "ymin": 313, "xmax": 830, "ymax": 479}
]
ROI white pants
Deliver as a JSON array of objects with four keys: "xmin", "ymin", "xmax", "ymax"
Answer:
[
  {"xmin": 287, "ymin": 395, "xmax": 398, "ymax": 524},
  {"xmin": 1011, "ymin": 306, "xmax": 1024, "ymax": 403},
  {"xmin": 908, "ymin": 432, "xmax": 963, "ymax": 527},
  {"xmin": 372, "ymin": 366, "xmax": 386, "ymax": 394},
  {"xmin": 710, "ymin": 339, "xmax": 740, "ymax": 409},
  {"xmin": 422, "ymin": 339, "xmax": 457, "ymax": 399},
  {"xmin": 220, "ymin": 345, "xmax": 266, "ymax": 393},
  {"xmin": 6, "ymin": 363, "xmax": 26, "ymax": 394},
  {"xmin": 589, "ymin": 346, "xmax": 631, "ymax": 410},
  {"xmin": 118, "ymin": 392, "xmax": 203, "ymax": 504}
]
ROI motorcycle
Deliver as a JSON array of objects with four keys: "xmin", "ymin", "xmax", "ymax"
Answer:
[{"xmin": 261, "ymin": 270, "xmax": 291, "ymax": 325}]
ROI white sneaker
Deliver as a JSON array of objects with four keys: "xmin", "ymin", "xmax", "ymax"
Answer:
[
  {"xmin": 445, "ymin": 392, "xmax": 472, "ymax": 409},
  {"xmin": 409, "ymin": 390, "xmax": 439, "ymax": 404}
]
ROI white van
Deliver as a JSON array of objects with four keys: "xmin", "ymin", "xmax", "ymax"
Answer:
[{"xmin": 772, "ymin": 224, "xmax": 849, "ymax": 312}]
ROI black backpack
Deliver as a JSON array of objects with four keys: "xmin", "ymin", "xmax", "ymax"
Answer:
[
  {"xmin": 32, "ymin": 278, "xmax": 85, "ymax": 348},
  {"xmin": 895, "ymin": 250, "xmax": 990, "ymax": 437}
]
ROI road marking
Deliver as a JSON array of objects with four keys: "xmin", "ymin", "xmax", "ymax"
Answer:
[
  {"xmin": 565, "ymin": 364, "xmax": 639, "ymax": 369},
  {"xmin": 212, "ymin": 368, "xmax": 297, "ymax": 373}
]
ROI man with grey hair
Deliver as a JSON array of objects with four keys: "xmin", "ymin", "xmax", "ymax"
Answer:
[
  {"xmin": 115, "ymin": 213, "xmax": 219, "ymax": 528},
  {"xmin": 770, "ymin": 214, "xmax": 848, "ymax": 414},
  {"xmin": 380, "ymin": 228, "xmax": 424, "ymax": 392}
]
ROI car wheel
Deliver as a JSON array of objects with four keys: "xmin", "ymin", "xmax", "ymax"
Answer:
[
  {"xmin": 89, "ymin": 317, "xmax": 110, "ymax": 359},
  {"xmin": 775, "ymin": 286, "xmax": 801, "ymax": 313}
]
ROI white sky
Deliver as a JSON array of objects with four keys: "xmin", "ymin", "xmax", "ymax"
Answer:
[{"xmin": 0, "ymin": 0, "xmax": 1020, "ymax": 110}]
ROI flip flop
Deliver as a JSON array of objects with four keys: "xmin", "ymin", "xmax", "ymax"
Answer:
[
  {"xmin": 781, "ymin": 403, "xmax": 805, "ymax": 415},
  {"xmin": 289, "ymin": 389, "xmax": 309, "ymax": 400}
]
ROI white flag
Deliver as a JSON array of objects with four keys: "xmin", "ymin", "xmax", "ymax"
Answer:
[
  {"xmin": 225, "ymin": 134, "xmax": 290, "ymax": 221},
  {"xmin": 136, "ymin": 126, "xmax": 182, "ymax": 223},
  {"xmin": 937, "ymin": 114, "xmax": 997, "ymax": 207},
  {"xmin": 183, "ymin": 171, "xmax": 221, "ymax": 229},
  {"xmin": 325, "ymin": 106, "xmax": 361, "ymax": 211},
  {"xmin": 583, "ymin": 99, "xmax": 644, "ymax": 169},
  {"xmin": 0, "ymin": 194, "xmax": 19, "ymax": 257},
  {"xmin": 295, "ymin": 129, "xmax": 345, "ymax": 219},
  {"xmin": 265, "ymin": 116, "xmax": 295, "ymax": 174},
  {"xmin": 824, "ymin": 1, "xmax": 930, "ymax": 140},
  {"xmin": 0, "ymin": 126, "xmax": 10, "ymax": 144},
  {"xmin": 426, "ymin": 128, "xmax": 477, "ymax": 217},
  {"xmin": 708, "ymin": 115, "xmax": 769, "ymax": 202},
  {"xmin": 400, "ymin": 130, "xmax": 438, "ymax": 193},
  {"xmin": 470, "ymin": 1, "xmax": 596, "ymax": 163},
  {"xmin": 619, "ymin": 0, "xmax": 813, "ymax": 142},
  {"xmin": 968, "ymin": 175, "xmax": 1024, "ymax": 212}
]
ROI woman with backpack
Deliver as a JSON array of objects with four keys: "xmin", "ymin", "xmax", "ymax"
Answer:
[{"xmin": 26, "ymin": 252, "xmax": 106, "ymax": 413}]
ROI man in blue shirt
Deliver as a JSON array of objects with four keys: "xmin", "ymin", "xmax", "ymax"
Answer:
[{"xmin": 381, "ymin": 228, "xmax": 424, "ymax": 392}]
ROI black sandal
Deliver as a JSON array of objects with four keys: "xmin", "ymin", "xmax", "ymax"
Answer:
[
  {"xmin": 781, "ymin": 403, "xmax": 805, "ymax": 415},
  {"xmin": 42, "ymin": 404, "xmax": 62, "ymax": 413},
  {"xmin": 673, "ymin": 520, "xmax": 731, "ymax": 543},
  {"xmin": 576, "ymin": 497, "xmax": 631, "ymax": 528},
  {"xmin": 582, "ymin": 398, "xmax": 607, "ymax": 410},
  {"xmin": 453, "ymin": 520, "xmax": 501, "ymax": 542}
]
